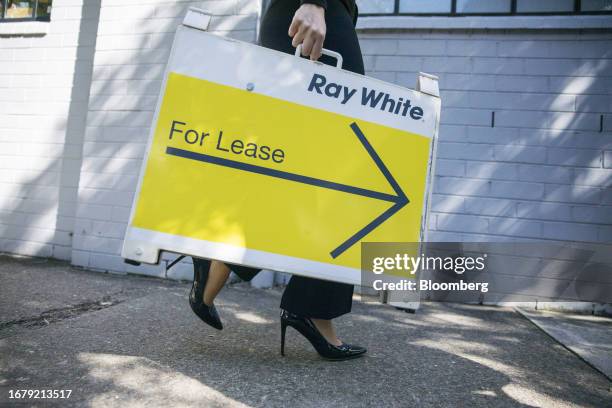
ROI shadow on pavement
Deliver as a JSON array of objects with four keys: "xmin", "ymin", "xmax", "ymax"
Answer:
[{"xmin": 1, "ymin": 256, "xmax": 610, "ymax": 407}]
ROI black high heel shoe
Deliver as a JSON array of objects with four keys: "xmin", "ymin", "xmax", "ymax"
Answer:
[
  {"xmin": 190, "ymin": 257, "xmax": 223, "ymax": 330},
  {"xmin": 280, "ymin": 310, "xmax": 366, "ymax": 361}
]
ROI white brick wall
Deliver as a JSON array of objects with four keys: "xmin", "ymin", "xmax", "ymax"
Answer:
[
  {"xmin": 71, "ymin": 0, "xmax": 260, "ymax": 277},
  {"xmin": 0, "ymin": 0, "xmax": 100, "ymax": 260},
  {"xmin": 2, "ymin": 4, "xmax": 610, "ymax": 282},
  {"xmin": 358, "ymin": 29, "xmax": 611, "ymax": 244}
]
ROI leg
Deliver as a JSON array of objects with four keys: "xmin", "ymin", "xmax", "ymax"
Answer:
[
  {"xmin": 261, "ymin": 0, "xmax": 364, "ymax": 346},
  {"xmin": 202, "ymin": 261, "xmax": 262, "ymax": 305},
  {"xmin": 310, "ymin": 319, "xmax": 341, "ymax": 346},
  {"xmin": 190, "ymin": 257, "xmax": 261, "ymax": 329},
  {"xmin": 280, "ymin": 275, "xmax": 353, "ymax": 345},
  {"xmin": 203, "ymin": 260, "xmax": 231, "ymax": 306},
  {"xmin": 193, "ymin": 258, "xmax": 261, "ymax": 306}
]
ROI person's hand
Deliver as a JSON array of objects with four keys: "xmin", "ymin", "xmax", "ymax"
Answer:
[{"xmin": 288, "ymin": 4, "xmax": 326, "ymax": 61}]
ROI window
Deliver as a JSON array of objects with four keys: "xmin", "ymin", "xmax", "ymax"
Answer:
[
  {"xmin": 358, "ymin": 0, "xmax": 396, "ymax": 14},
  {"xmin": 457, "ymin": 0, "xmax": 511, "ymax": 13},
  {"xmin": 400, "ymin": 0, "xmax": 453, "ymax": 14},
  {"xmin": 516, "ymin": 0, "xmax": 574, "ymax": 13},
  {"xmin": 582, "ymin": 0, "xmax": 612, "ymax": 10},
  {"xmin": 357, "ymin": 0, "xmax": 612, "ymax": 15},
  {"xmin": 0, "ymin": 0, "xmax": 52, "ymax": 22}
]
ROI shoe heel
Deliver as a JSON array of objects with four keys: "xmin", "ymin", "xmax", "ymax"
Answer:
[
  {"xmin": 280, "ymin": 310, "xmax": 366, "ymax": 361},
  {"xmin": 280, "ymin": 318, "xmax": 287, "ymax": 356}
]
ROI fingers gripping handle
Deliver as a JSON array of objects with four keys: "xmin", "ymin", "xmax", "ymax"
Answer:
[{"xmin": 294, "ymin": 44, "xmax": 343, "ymax": 69}]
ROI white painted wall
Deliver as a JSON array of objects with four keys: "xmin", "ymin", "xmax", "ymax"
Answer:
[
  {"xmin": 71, "ymin": 0, "xmax": 260, "ymax": 280},
  {"xmin": 1, "ymin": 4, "xmax": 610, "ymax": 291},
  {"xmin": 357, "ymin": 26, "xmax": 611, "ymax": 244},
  {"xmin": 0, "ymin": 0, "xmax": 100, "ymax": 260}
]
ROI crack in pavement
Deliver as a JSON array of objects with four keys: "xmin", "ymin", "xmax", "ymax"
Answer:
[{"xmin": 0, "ymin": 295, "xmax": 124, "ymax": 336}]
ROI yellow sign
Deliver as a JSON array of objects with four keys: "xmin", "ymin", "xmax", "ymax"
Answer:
[{"xmin": 130, "ymin": 72, "xmax": 431, "ymax": 270}]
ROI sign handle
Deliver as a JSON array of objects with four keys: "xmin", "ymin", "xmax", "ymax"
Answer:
[{"xmin": 294, "ymin": 44, "xmax": 343, "ymax": 69}]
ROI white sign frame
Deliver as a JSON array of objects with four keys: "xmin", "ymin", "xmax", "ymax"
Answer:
[{"xmin": 121, "ymin": 8, "xmax": 441, "ymax": 289}]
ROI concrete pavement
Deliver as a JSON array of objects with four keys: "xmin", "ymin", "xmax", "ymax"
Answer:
[
  {"xmin": 517, "ymin": 308, "xmax": 612, "ymax": 381},
  {"xmin": 0, "ymin": 255, "xmax": 610, "ymax": 407}
]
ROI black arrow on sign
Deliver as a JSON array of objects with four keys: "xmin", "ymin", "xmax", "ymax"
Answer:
[{"xmin": 166, "ymin": 122, "xmax": 409, "ymax": 258}]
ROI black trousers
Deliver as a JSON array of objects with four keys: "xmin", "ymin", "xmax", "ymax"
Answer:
[{"xmin": 194, "ymin": 0, "xmax": 364, "ymax": 320}]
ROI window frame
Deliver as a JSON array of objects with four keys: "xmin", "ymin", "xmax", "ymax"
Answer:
[
  {"xmin": 0, "ymin": 0, "xmax": 51, "ymax": 23},
  {"xmin": 359, "ymin": 0, "xmax": 612, "ymax": 17}
]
